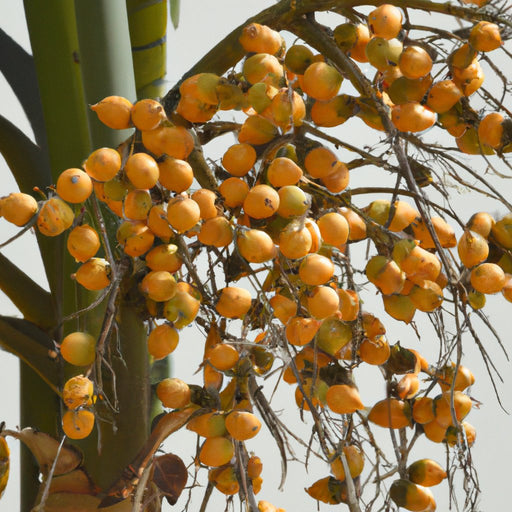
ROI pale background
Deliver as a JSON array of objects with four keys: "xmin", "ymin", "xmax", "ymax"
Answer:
[{"xmin": 1, "ymin": 1, "xmax": 512, "ymax": 511}]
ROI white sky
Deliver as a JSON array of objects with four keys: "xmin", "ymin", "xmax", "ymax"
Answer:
[{"xmin": 1, "ymin": 1, "xmax": 512, "ymax": 511}]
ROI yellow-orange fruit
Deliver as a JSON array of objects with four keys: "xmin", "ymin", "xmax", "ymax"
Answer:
[
  {"xmin": 131, "ymin": 98, "xmax": 165, "ymax": 131},
  {"xmin": 208, "ymin": 343, "xmax": 240, "ymax": 371},
  {"xmin": 325, "ymin": 384, "xmax": 364, "ymax": 414},
  {"xmin": 278, "ymin": 222, "xmax": 312, "ymax": 259},
  {"xmin": 409, "ymin": 280, "xmax": 443, "ymax": 312},
  {"xmin": 158, "ymin": 156, "xmax": 194, "ymax": 193},
  {"xmin": 433, "ymin": 391, "xmax": 472, "ymax": 428},
  {"xmin": 66, "ymin": 225, "xmax": 100, "ymax": 262},
  {"xmin": 270, "ymin": 88, "xmax": 306, "ymax": 130},
  {"xmin": 180, "ymin": 73, "xmax": 220, "ymax": 105},
  {"xmin": 339, "ymin": 207, "xmax": 366, "ymax": 241},
  {"xmin": 163, "ymin": 283, "xmax": 201, "ymax": 329},
  {"xmin": 222, "ymin": 143, "xmax": 257, "ymax": 177},
  {"xmin": 310, "ymin": 94, "xmax": 356, "ymax": 127},
  {"xmin": 192, "ymin": 189, "xmax": 217, "ymax": 220},
  {"xmin": 307, "ymin": 286, "xmax": 340, "ymax": 319},
  {"xmin": 285, "ymin": 316, "xmax": 320, "ymax": 346},
  {"xmin": 407, "ymin": 459, "xmax": 447, "ymax": 487},
  {"xmin": 267, "ymin": 157, "xmax": 303, "ymax": 187},
  {"xmin": 199, "ymin": 437, "xmax": 234, "ymax": 467},
  {"xmin": 304, "ymin": 146, "xmax": 339, "ymax": 179},
  {"xmin": 423, "ymin": 419, "xmax": 447, "ymax": 443},
  {"xmin": 330, "ymin": 445, "xmax": 365, "ymax": 481},
  {"xmin": 457, "ymin": 230, "xmax": 489, "ymax": 268},
  {"xmin": 399, "ymin": 46, "xmax": 432, "ymax": 79},
  {"xmin": 216, "ymin": 286, "xmax": 252, "ymax": 319},
  {"xmin": 304, "ymin": 218, "xmax": 322, "ymax": 253},
  {"xmin": 277, "ymin": 185, "xmax": 309, "ymax": 218},
  {"xmin": 445, "ymin": 421, "xmax": 476, "ymax": 447},
  {"xmin": 284, "ymin": 44, "xmax": 315, "ymax": 74},
  {"xmin": 239, "ymin": 23, "xmax": 282, "ymax": 55},
  {"xmin": 239, "ymin": 115, "xmax": 279, "ymax": 145},
  {"xmin": 469, "ymin": 21, "xmax": 502, "ymax": 52},
  {"xmin": 426, "ymin": 80, "xmax": 463, "ymax": 114},
  {"xmin": 62, "ymin": 375, "xmax": 94, "ymax": 410},
  {"xmin": 382, "ymin": 294, "xmax": 416, "ymax": 323},
  {"xmin": 125, "ymin": 153, "xmax": 159, "ymax": 190},
  {"xmin": 317, "ymin": 212, "xmax": 349, "ymax": 247},
  {"xmin": 145, "ymin": 244, "xmax": 183, "ymax": 272},
  {"xmin": 167, "ymin": 196, "xmax": 201, "ymax": 233},
  {"xmin": 62, "ymin": 410, "xmax": 95, "ymax": 440},
  {"xmin": 141, "ymin": 125, "xmax": 194, "ymax": 160},
  {"xmin": 368, "ymin": 398, "xmax": 411, "ymax": 429},
  {"xmin": 269, "ymin": 293, "xmax": 297, "ymax": 324},
  {"xmin": 365, "ymin": 255, "xmax": 405, "ymax": 295},
  {"xmin": 337, "ymin": 288, "xmax": 359, "ymax": 321},
  {"xmin": 397, "ymin": 373, "xmax": 420, "ymax": 399},
  {"xmin": 365, "ymin": 37, "xmax": 403, "ymax": 71},
  {"xmin": 198, "ymin": 216, "xmax": 233, "ymax": 248},
  {"xmin": 0, "ymin": 192, "xmax": 38, "ymax": 226},
  {"xmin": 176, "ymin": 88, "xmax": 218, "ymax": 122},
  {"xmin": 75, "ymin": 258, "xmax": 110, "ymax": 290},
  {"xmin": 243, "ymin": 53, "xmax": 283, "ymax": 86},
  {"xmin": 452, "ymin": 61, "xmax": 485, "ymax": 97},
  {"xmin": 140, "ymin": 270, "xmax": 177, "ymax": 302},
  {"xmin": 237, "ymin": 229, "xmax": 276, "ymax": 263},
  {"xmin": 116, "ymin": 221, "xmax": 155, "ymax": 257},
  {"xmin": 411, "ymin": 215, "xmax": 456, "ymax": 249},
  {"xmin": 350, "ymin": 24, "xmax": 371, "ymax": 62},
  {"xmin": 368, "ymin": 4, "xmax": 402, "ymax": 39},
  {"xmin": 295, "ymin": 377, "xmax": 329, "ymax": 410},
  {"xmin": 392, "ymin": 239, "xmax": 441, "ymax": 283},
  {"xmin": 316, "ymin": 315, "xmax": 352, "ymax": 356},
  {"xmin": 187, "ymin": 412, "xmax": 227, "ymax": 438},
  {"xmin": 478, "ymin": 112, "xmax": 504, "ymax": 149},
  {"xmin": 209, "ymin": 466, "xmax": 239, "ymax": 495},
  {"xmin": 56, "ymin": 168, "xmax": 93, "ymax": 204},
  {"xmin": 299, "ymin": 253, "xmax": 335, "ymax": 286},
  {"xmin": 84, "ymin": 147, "xmax": 121, "ymax": 182},
  {"xmin": 436, "ymin": 363, "xmax": 475, "ymax": 392},
  {"xmin": 60, "ymin": 332, "xmax": 96, "ymax": 367},
  {"xmin": 359, "ymin": 336, "xmax": 390, "ymax": 365},
  {"xmin": 492, "ymin": 213, "xmax": 512, "ymax": 248},
  {"xmin": 219, "ymin": 177, "xmax": 249, "ymax": 208},
  {"xmin": 389, "ymin": 479, "xmax": 435, "ymax": 512},
  {"xmin": 123, "ymin": 189, "xmax": 152, "ymax": 220},
  {"xmin": 321, "ymin": 162, "xmax": 349, "ymax": 193},
  {"xmin": 412, "ymin": 396, "xmax": 435, "ymax": 424},
  {"xmin": 147, "ymin": 323, "xmax": 179, "ymax": 360},
  {"xmin": 244, "ymin": 184, "xmax": 280, "ymax": 219},
  {"xmin": 470, "ymin": 262, "xmax": 506, "ymax": 294},
  {"xmin": 387, "ymin": 74, "xmax": 432, "ymax": 105},
  {"xmin": 248, "ymin": 455, "xmax": 263, "ymax": 479},
  {"xmin": 391, "ymin": 102, "xmax": 436, "ymax": 133},
  {"xmin": 302, "ymin": 62, "xmax": 343, "ymax": 101},
  {"xmin": 147, "ymin": 205, "xmax": 173, "ymax": 240},
  {"xmin": 225, "ymin": 410, "xmax": 261, "ymax": 441},
  {"xmin": 156, "ymin": 378, "xmax": 191, "ymax": 409},
  {"xmin": 91, "ymin": 96, "xmax": 132, "ymax": 129}
]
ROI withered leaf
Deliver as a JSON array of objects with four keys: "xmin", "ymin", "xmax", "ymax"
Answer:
[{"xmin": 152, "ymin": 453, "xmax": 187, "ymax": 505}]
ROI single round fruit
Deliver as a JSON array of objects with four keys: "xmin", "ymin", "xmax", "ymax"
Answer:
[
  {"xmin": 62, "ymin": 410, "xmax": 95, "ymax": 440},
  {"xmin": 56, "ymin": 168, "xmax": 93, "ymax": 204},
  {"xmin": 60, "ymin": 332, "xmax": 96, "ymax": 367},
  {"xmin": 325, "ymin": 384, "xmax": 364, "ymax": 414},
  {"xmin": 222, "ymin": 143, "xmax": 257, "ymax": 177},
  {"xmin": 158, "ymin": 156, "xmax": 194, "ymax": 193},
  {"xmin": 140, "ymin": 270, "xmax": 177, "ymax": 302},
  {"xmin": 91, "ymin": 95, "xmax": 133, "ymax": 129},
  {"xmin": 84, "ymin": 147, "xmax": 121, "ymax": 182},
  {"xmin": 131, "ymin": 98, "xmax": 165, "ymax": 131},
  {"xmin": 62, "ymin": 375, "xmax": 94, "ymax": 409},
  {"xmin": 216, "ymin": 287, "xmax": 252, "ymax": 319},
  {"xmin": 302, "ymin": 62, "xmax": 343, "ymax": 101},
  {"xmin": 156, "ymin": 378, "xmax": 191, "ymax": 409},
  {"xmin": 208, "ymin": 344, "xmax": 240, "ymax": 371},
  {"xmin": 167, "ymin": 196, "xmax": 201, "ymax": 233},
  {"xmin": 225, "ymin": 410, "xmax": 261, "ymax": 441},
  {"xmin": 199, "ymin": 437, "xmax": 234, "ymax": 467},
  {"xmin": 124, "ymin": 153, "xmax": 159, "ymax": 189},
  {"xmin": 368, "ymin": 4, "xmax": 402, "ymax": 39},
  {"xmin": 0, "ymin": 192, "xmax": 38, "ymax": 226},
  {"xmin": 243, "ymin": 184, "xmax": 280, "ymax": 219},
  {"xmin": 75, "ymin": 258, "xmax": 110, "ymax": 290},
  {"xmin": 147, "ymin": 323, "xmax": 179, "ymax": 360}
]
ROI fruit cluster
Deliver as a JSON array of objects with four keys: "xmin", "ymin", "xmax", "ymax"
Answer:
[{"xmin": 1, "ymin": 2, "xmax": 510, "ymax": 510}]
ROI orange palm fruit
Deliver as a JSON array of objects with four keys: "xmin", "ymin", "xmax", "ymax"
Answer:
[
  {"xmin": 158, "ymin": 156, "xmax": 194, "ymax": 193},
  {"xmin": 248, "ymin": 455, "xmax": 263, "ymax": 479},
  {"xmin": 412, "ymin": 215, "xmax": 456, "ymax": 249},
  {"xmin": 239, "ymin": 23, "xmax": 283, "ymax": 55},
  {"xmin": 84, "ymin": 147, "xmax": 121, "ymax": 182},
  {"xmin": 125, "ymin": 153, "xmax": 159, "ymax": 189},
  {"xmin": 270, "ymin": 88, "xmax": 306, "ymax": 130},
  {"xmin": 156, "ymin": 378, "xmax": 191, "ymax": 409},
  {"xmin": 267, "ymin": 156, "xmax": 303, "ymax": 187},
  {"xmin": 366, "ymin": 199, "xmax": 419, "ymax": 232},
  {"xmin": 147, "ymin": 204, "xmax": 173, "ymax": 240},
  {"xmin": 141, "ymin": 125, "xmax": 194, "ymax": 160},
  {"xmin": 187, "ymin": 412, "xmax": 227, "ymax": 438},
  {"xmin": 409, "ymin": 280, "xmax": 443, "ymax": 312},
  {"xmin": 362, "ymin": 313, "xmax": 386, "ymax": 339},
  {"xmin": 302, "ymin": 62, "xmax": 343, "ymax": 101},
  {"xmin": 423, "ymin": 419, "xmax": 447, "ymax": 443},
  {"xmin": 316, "ymin": 315, "xmax": 352, "ymax": 356},
  {"xmin": 199, "ymin": 436, "xmax": 234, "ymax": 467},
  {"xmin": 116, "ymin": 221, "xmax": 155, "ymax": 257},
  {"xmin": 333, "ymin": 23, "xmax": 358, "ymax": 52},
  {"xmin": 237, "ymin": 229, "xmax": 276, "ymax": 263},
  {"xmin": 131, "ymin": 98, "xmax": 165, "ymax": 130},
  {"xmin": 383, "ymin": 294, "xmax": 416, "ymax": 323},
  {"xmin": 60, "ymin": 332, "xmax": 96, "ymax": 367},
  {"xmin": 502, "ymin": 274, "xmax": 512, "ymax": 302},
  {"xmin": 325, "ymin": 384, "xmax": 364, "ymax": 414},
  {"xmin": 176, "ymin": 95, "xmax": 217, "ymax": 123},
  {"xmin": 330, "ymin": 445, "xmax": 365, "ymax": 481},
  {"xmin": 208, "ymin": 343, "xmax": 240, "ymax": 371},
  {"xmin": 284, "ymin": 44, "xmax": 314, "ymax": 74},
  {"xmin": 304, "ymin": 146, "xmax": 339, "ymax": 179},
  {"xmin": 452, "ymin": 60, "xmax": 485, "ymax": 97},
  {"xmin": 436, "ymin": 363, "xmax": 475, "ymax": 392},
  {"xmin": 398, "ymin": 46, "xmax": 432, "ymax": 79},
  {"xmin": 396, "ymin": 373, "xmax": 420, "ymax": 399},
  {"xmin": 388, "ymin": 75, "xmax": 432, "ymax": 105},
  {"xmin": 278, "ymin": 222, "xmax": 312, "ymax": 259},
  {"xmin": 408, "ymin": 459, "xmax": 447, "ymax": 487},
  {"xmin": 75, "ymin": 258, "xmax": 110, "ymax": 290},
  {"xmin": 216, "ymin": 286, "xmax": 252, "ymax": 319},
  {"xmin": 366, "ymin": 37, "xmax": 403, "ymax": 71},
  {"xmin": 222, "ymin": 143, "xmax": 257, "ymax": 177},
  {"xmin": 310, "ymin": 94, "xmax": 356, "ymax": 127},
  {"xmin": 456, "ymin": 126, "xmax": 495, "ymax": 155},
  {"xmin": 163, "ymin": 283, "xmax": 201, "ymax": 329},
  {"xmin": 321, "ymin": 162, "xmax": 349, "ymax": 193},
  {"xmin": 365, "ymin": 255, "xmax": 406, "ymax": 295},
  {"xmin": 103, "ymin": 174, "xmax": 133, "ymax": 201},
  {"xmin": 180, "ymin": 73, "xmax": 220, "ymax": 104},
  {"xmin": 449, "ymin": 43, "xmax": 478, "ymax": 70},
  {"xmin": 140, "ymin": 270, "xmax": 177, "ymax": 302},
  {"xmin": 67, "ymin": 225, "xmax": 100, "ymax": 262},
  {"xmin": 445, "ymin": 421, "xmax": 476, "ymax": 447},
  {"xmin": 219, "ymin": 177, "xmax": 249, "ymax": 208},
  {"xmin": 62, "ymin": 375, "xmax": 94, "ymax": 409},
  {"xmin": 478, "ymin": 112, "xmax": 504, "ymax": 149},
  {"xmin": 306, "ymin": 476, "xmax": 350, "ymax": 504},
  {"xmin": 295, "ymin": 377, "xmax": 329, "ymax": 410},
  {"xmin": 457, "ymin": 230, "xmax": 489, "ymax": 268},
  {"xmin": 239, "ymin": 115, "xmax": 279, "ymax": 145},
  {"xmin": 225, "ymin": 410, "xmax": 261, "ymax": 441},
  {"xmin": 469, "ymin": 21, "xmax": 502, "ymax": 52},
  {"xmin": 243, "ymin": 184, "xmax": 280, "ymax": 219},
  {"xmin": 269, "ymin": 292, "xmax": 297, "ymax": 324},
  {"xmin": 359, "ymin": 336, "xmax": 391, "ymax": 365},
  {"xmin": 438, "ymin": 107, "xmax": 468, "ymax": 137},
  {"xmin": 147, "ymin": 323, "xmax": 179, "ymax": 360},
  {"xmin": 368, "ymin": 4, "xmax": 402, "ymax": 39},
  {"xmin": 317, "ymin": 212, "xmax": 349, "ymax": 247},
  {"xmin": 426, "ymin": 80, "xmax": 463, "ymax": 114},
  {"xmin": 339, "ymin": 207, "xmax": 366, "ymax": 240},
  {"xmin": 470, "ymin": 262, "xmax": 506, "ymax": 294},
  {"xmin": 209, "ymin": 466, "xmax": 239, "ymax": 495},
  {"xmin": 349, "ymin": 24, "xmax": 371, "ymax": 62},
  {"xmin": 145, "ymin": 244, "xmax": 183, "ymax": 272},
  {"xmin": 391, "ymin": 102, "xmax": 436, "ymax": 133},
  {"xmin": 492, "ymin": 213, "xmax": 512, "ymax": 248},
  {"xmin": 336, "ymin": 288, "xmax": 359, "ymax": 321},
  {"xmin": 62, "ymin": 410, "xmax": 95, "ymax": 440},
  {"xmin": 285, "ymin": 316, "xmax": 320, "ymax": 346},
  {"xmin": 392, "ymin": 239, "xmax": 441, "ymax": 283},
  {"xmin": 198, "ymin": 216, "xmax": 233, "ymax": 248},
  {"xmin": 123, "ymin": 189, "xmax": 152, "ymax": 220},
  {"xmin": 277, "ymin": 185, "xmax": 309, "ymax": 218},
  {"xmin": 56, "ymin": 168, "xmax": 93, "ymax": 203},
  {"xmin": 389, "ymin": 479, "xmax": 435, "ymax": 512},
  {"xmin": 167, "ymin": 196, "xmax": 201, "ymax": 233},
  {"xmin": 243, "ymin": 53, "xmax": 283, "ymax": 86},
  {"xmin": 412, "ymin": 396, "xmax": 435, "ymax": 424},
  {"xmin": 433, "ymin": 391, "xmax": 472, "ymax": 428},
  {"xmin": 91, "ymin": 95, "xmax": 132, "ymax": 129},
  {"xmin": 307, "ymin": 286, "xmax": 340, "ymax": 319},
  {"xmin": 0, "ymin": 192, "xmax": 38, "ymax": 226},
  {"xmin": 368, "ymin": 398, "xmax": 411, "ymax": 428},
  {"xmin": 299, "ymin": 253, "xmax": 335, "ymax": 286},
  {"xmin": 304, "ymin": 217, "xmax": 322, "ymax": 253},
  {"xmin": 191, "ymin": 189, "xmax": 217, "ymax": 220}
]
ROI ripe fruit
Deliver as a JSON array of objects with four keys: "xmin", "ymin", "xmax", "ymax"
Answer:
[
  {"xmin": 91, "ymin": 95, "xmax": 133, "ymax": 129},
  {"xmin": 365, "ymin": 255, "xmax": 405, "ymax": 295},
  {"xmin": 368, "ymin": 399, "xmax": 411, "ymax": 428},
  {"xmin": 243, "ymin": 53, "xmax": 283, "ymax": 86},
  {"xmin": 277, "ymin": 185, "xmax": 309, "ymax": 218},
  {"xmin": 284, "ymin": 44, "xmax": 314, "ymax": 74},
  {"xmin": 307, "ymin": 286, "xmax": 340, "ymax": 319},
  {"xmin": 187, "ymin": 412, "xmax": 227, "ymax": 438},
  {"xmin": 62, "ymin": 410, "xmax": 95, "ymax": 440},
  {"xmin": 158, "ymin": 156, "xmax": 194, "ymax": 193},
  {"xmin": 398, "ymin": 46, "xmax": 432, "ymax": 79},
  {"xmin": 407, "ymin": 459, "xmax": 447, "ymax": 487},
  {"xmin": 243, "ymin": 184, "xmax": 280, "ymax": 219},
  {"xmin": 117, "ymin": 221, "xmax": 155, "ymax": 257},
  {"xmin": 366, "ymin": 37, "xmax": 403, "ymax": 71},
  {"xmin": 285, "ymin": 316, "xmax": 320, "ymax": 346},
  {"xmin": 145, "ymin": 244, "xmax": 183, "ymax": 272},
  {"xmin": 325, "ymin": 384, "xmax": 364, "ymax": 414},
  {"xmin": 141, "ymin": 125, "xmax": 194, "ymax": 160},
  {"xmin": 426, "ymin": 80, "xmax": 463, "ymax": 114},
  {"xmin": 359, "ymin": 336, "xmax": 390, "ymax": 365},
  {"xmin": 302, "ymin": 62, "xmax": 343, "ymax": 101},
  {"xmin": 330, "ymin": 445, "xmax": 365, "ymax": 481},
  {"xmin": 239, "ymin": 23, "xmax": 283, "ymax": 55},
  {"xmin": 131, "ymin": 98, "xmax": 165, "ymax": 130},
  {"xmin": 147, "ymin": 323, "xmax": 179, "ymax": 360},
  {"xmin": 267, "ymin": 157, "xmax": 303, "ymax": 187},
  {"xmin": 140, "ymin": 270, "xmax": 177, "ymax": 302},
  {"xmin": 163, "ymin": 283, "xmax": 201, "ymax": 329},
  {"xmin": 124, "ymin": 153, "xmax": 159, "ymax": 189},
  {"xmin": 198, "ymin": 216, "xmax": 233, "ymax": 248},
  {"xmin": 0, "ymin": 192, "xmax": 38, "ymax": 226},
  {"xmin": 299, "ymin": 253, "xmax": 335, "ymax": 286},
  {"xmin": 478, "ymin": 112, "xmax": 505, "ymax": 149},
  {"xmin": 208, "ymin": 343, "xmax": 240, "ymax": 371},
  {"xmin": 433, "ymin": 391, "xmax": 472, "ymax": 428},
  {"xmin": 270, "ymin": 293, "xmax": 297, "ymax": 324},
  {"xmin": 56, "ymin": 168, "xmax": 93, "ymax": 204},
  {"xmin": 199, "ymin": 437, "xmax": 234, "ymax": 467},
  {"xmin": 60, "ymin": 332, "xmax": 96, "ymax": 367},
  {"xmin": 219, "ymin": 177, "xmax": 249, "ymax": 208},
  {"xmin": 167, "ymin": 196, "xmax": 201, "ymax": 233},
  {"xmin": 156, "ymin": 378, "xmax": 191, "ymax": 409},
  {"xmin": 222, "ymin": 143, "xmax": 257, "ymax": 176},
  {"xmin": 225, "ymin": 410, "xmax": 261, "ymax": 440},
  {"xmin": 278, "ymin": 221, "xmax": 312, "ymax": 259},
  {"xmin": 470, "ymin": 262, "xmax": 506, "ymax": 294},
  {"xmin": 123, "ymin": 189, "xmax": 152, "ymax": 220},
  {"xmin": 389, "ymin": 479, "xmax": 435, "ymax": 512},
  {"xmin": 412, "ymin": 396, "xmax": 435, "ymax": 424},
  {"xmin": 304, "ymin": 146, "xmax": 340, "ymax": 179},
  {"xmin": 391, "ymin": 102, "xmax": 436, "ymax": 133},
  {"xmin": 469, "ymin": 21, "xmax": 502, "ymax": 52},
  {"xmin": 239, "ymin": 115, "xmax": 279, "ymax": 145},
  {"xmin": 368, "ymin": 4, "xmax": 403, "ymax": 40},
  {"xmin": 237, "ymin": 229, "xmax": 276, "ymax": 263},
  {"xmin": 192, "ymin": 189, "xmax": 217, "ymax": 220},
  {"xmin": 457, "ymin": 230, "xmax": 489, "ymax": 268},
  {"xmin": 84, "ymin": 147, "xmax": 121, "ymax": 182},
  {"xmin": 75, "ymin": 258, "xmax": 110, "ymax": 290},
  {"xmin": 62, "ymin": 375, "xmax": 94, "ymax": 409},
  {"xmin": 216, "ymin": 287, "xmax": 252, "ymax": 318}
]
